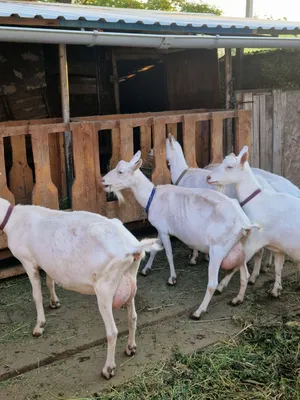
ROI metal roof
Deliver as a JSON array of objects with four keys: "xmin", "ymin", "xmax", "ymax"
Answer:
[{"xmin": 0, "ymin": 1, "xmax": 300, "ymax": 35}]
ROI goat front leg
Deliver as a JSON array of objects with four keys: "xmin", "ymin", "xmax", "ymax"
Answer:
[
  {"xmin": 269, "ymin": 252, "xmax": 285, "ymax": 297},
  {"xmin": 46, "ymin": 274, "xmax": 60, "ymax": 309},
  {"xmin": 261, "ymin": 250, "xmax": 273, "ymax": 273},
  {"xmin": 125, "ymin": 298, "xmax": 137, "ymax": 356},
  {"xmin": 230, "ymin": 262, "xmax": 250, "ymax": 306},
  {"xmin": 94, "ymin": 282, "xmax": 118, "ymax": 380},
  {"xmin": 188, "ymin": 249, "xmax": 198, "ymax": 265},
  {"xmin": 160, "ymin": 233, "xmax": 177, "ymax": 286},
  {"xmin": 140, "ymin": 249, "xmax": 157, "ymax": 276},
  {"xmin": 249, "ymin": 248, "xmax": 264, "ymax": 285},
  {"xmin": 215, "ymin": 268, "xmax": 238, "ymax": 294},
  {"xmin": 24, "ymin": 264, "xmax": 46, "ymax": 336},
  {"xmin": 191, "ymin": 249, "xmax": 222, "ymax": 320}
]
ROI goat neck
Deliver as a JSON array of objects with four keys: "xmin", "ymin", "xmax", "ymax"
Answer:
[
  {"xmin": 236, "ymin": 162, "xmax": 262, "ymax": 204},
  {"xmin": 169, "ymin": 146, "xmax": 188, "ymax": 185},
  {"xmin": 131, "ymin": 170, "xmax": 155, "ymax": 208}
]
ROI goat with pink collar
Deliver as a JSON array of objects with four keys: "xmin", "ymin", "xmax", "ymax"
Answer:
[
  {"xmin": 0, "ymin": 198, "xmax": 160, "ymax": 379},
  {"xmin": 103, "ymin": 151, "xmax": 260, "ymax": 319},
  {"xmin": 206, "ymin": 146, "xmax": 300, "ymax": 297}
]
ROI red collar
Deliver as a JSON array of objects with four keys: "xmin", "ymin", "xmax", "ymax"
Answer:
[
  {"xmin": 240, "ymin": 189, "xmax": 262, "ymax": 208},
  {"xmin": 0, "ymin": 204, "xmax": 14, "ymax": 230}
]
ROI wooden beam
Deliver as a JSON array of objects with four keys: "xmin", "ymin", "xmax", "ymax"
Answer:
[
  {"xmin": 0, "ymin": 265, "xmax": 25, "ymax": 280},
  {"xmin": 111, "ymin": 49, "xmax": 120, "ymax": 114},
  {"xmin": 235, "ymin": 110, "xmax": 252, "ymax": 157},
  {"xmin": 0, "ymin": 17, "xmax": 59, "ymax": 27}
]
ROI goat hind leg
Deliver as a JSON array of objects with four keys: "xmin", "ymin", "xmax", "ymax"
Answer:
[
  {"xmin": 249, "ymin": 248, "xmax": 264, "ymax": 285},
  {"xmin": 46, "ymin": 274, "xmax": 60, "ymax": 309},
  {"xmin": 269, "ymin": 253, "xmax": 285, "ymax": 298},
  {"xmin": 230, "ymin": 262, "xmax": 249, "ymax": 306},
  {"xmin": 189, "ymin": 249, "xmax": 198, "ymax": 265},
  {"xmin": 160, "ymin": 233, "xmax": 177, "ymax": 285},
  {"xmin": 25, "ymin": 264, "xmax": 46, "ymax": 336}
]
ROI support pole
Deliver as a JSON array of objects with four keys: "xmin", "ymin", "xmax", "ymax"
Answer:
[
  {"xmin": 59, "ymin": 43, "xmax": 73, "ymax": 207},
  {"xmin": 225, "ymin": 48, "xmax": 233, "ymax": 153}
]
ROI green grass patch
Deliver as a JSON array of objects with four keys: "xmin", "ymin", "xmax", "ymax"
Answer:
[{"xmin": 96, "ymin": 323, "xmax": 300, "ymax": 400}]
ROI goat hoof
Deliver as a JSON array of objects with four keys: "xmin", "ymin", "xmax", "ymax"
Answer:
[
  {"xmin": 139, "ymin": 270, "xmax": 149, "ymax": 277},
  {"xmin": 261, "ymin": 267, "xmax": 269, "ymax": 274},
  {"xmin": 189, "ymin": 313, "xmax": 201, "ymax": 321},
  {"xmin": 32, "ymin": 326, "xmax": 44, "ymax": 337},
  {"xmin": 269, "ymin": 289, "xmax": 281, "ymax": 298},
  {"xmin": 101, "ymin": 366, "xmax": 116, "ymax": 380},
  {"xmin": 125, "ymin": 345, "xmax": 136, "ymax": 356},
  {"xmin": 229, "ymin": 298, "xmax": 243, "ymax": 307},
  {"xmin": 215, "ymin": 288, "xmax": 223, "ymax": 296},
  {"xmin": 188, "ymin": 260, "xmax": 197, "ymax": 266},
  {"xmin": 248, "ymin": 279, "xmax": 256, "ymax": 286},
  {"xmin": 49, "ymin": 300, "xmax": 61, "ymax": 309},
  {"xmin": 167, "ymin": 277, "xmax": 177, "ymax": 286}
]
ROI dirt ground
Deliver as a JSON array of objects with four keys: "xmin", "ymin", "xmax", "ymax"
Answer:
[{"xmin": 0, "ymin": 239, "xmax": 299, "ymax": 400}]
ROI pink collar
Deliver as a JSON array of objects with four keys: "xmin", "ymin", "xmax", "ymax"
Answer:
[
  {"xmin": 0, "ymin": 204, "xmax": 14, "ymax": 230},
  {"xmin": 240, "ymin": 189, "xmax": 262, "ymax": 208}
]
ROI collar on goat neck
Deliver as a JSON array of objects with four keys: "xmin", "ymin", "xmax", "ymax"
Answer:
[
  {"xmin": 240, "ymin": 189, "xmax": 262, "ymax": 207},
  {"xmin": 0, "ymin": 204, "xmax": 14, "ymax": 231},
  {"xmin": 145, "ymin": 187, "xmax": 156, "ymax": 214},
  {"xmin": 174, "ymin": 168, "xmax": 189, "ymax": 186}
]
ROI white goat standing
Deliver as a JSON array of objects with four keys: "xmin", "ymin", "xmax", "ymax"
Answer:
[
  {"xmin": 206, "ymin": 146, "xmax": 300, "ymax": 297},
  {"xmin": 145, "ymin": 135, "xmax": 276, "ymax": 282},
  {"xmin": 0, "ymin": 198, "xmax": 160, "ymax": 379},
  {"xmin": 102, "ymin": 151, "xmax": 260, "ymax": 319}
]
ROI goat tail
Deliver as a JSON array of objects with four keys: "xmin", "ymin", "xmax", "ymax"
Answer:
[
  {"xmin": 134, "ymin": 238, "xmax": 163, "ymax": 253},
  {"xmin": 243, "ymin": 223, "xmax": 262, "ymax": 237}
]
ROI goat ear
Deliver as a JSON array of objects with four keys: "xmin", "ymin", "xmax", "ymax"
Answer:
[
  {"xmin": 129, "ymin": 150, "xmax": 141, "ymax": 165},
  {"xmin": 239, "ymin": 147, "xmax": 248, "ymax": 165},
  {"xmin": 168, "ymin": 133, "xmax": 175, "ymax": 148},
  {"xmin": 132, "ymin": 159, "xmax": 142, "ymax": 172}
]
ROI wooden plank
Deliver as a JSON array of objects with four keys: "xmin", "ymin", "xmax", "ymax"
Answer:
[
  {"xmin": 0, "ymin": 249, "xmax": 12, "ymax": 261},
  {"xmin": 9, "ymin": 135, "xmax": 34, "ymax": 204},
  {"xmin": 242, "ymin": 93, "xmax": 253, "ymax": 162},
  {"xmin": 31, "ymin": 127, "xmax": 59, "ymax": 210},
  {"xmin": 182, "ymin": 115, "xmax": 197, "ymax": 167},
  {"xmin": 49, "ymin": 133, "xmax": 65, "ymax": 198},
  {"xmin": 210, "ymin": 115, "xmax": 224, "ymax": 163},
  {"xmin": 118, "ymin": 121, "xmax": 143, "ymax": 223},
  {"xmin": 251, "ymin": 95, "xmax": 260, "ymax": 168},
  {"xmin": 273, "ymin": 89, "xmax": 285, "ymax": 175},
  {"xmin": 259, "ymin": 94, "xmax": 267, "ymax": 170},
  {"xmin": 202, "ymin": 121, "xmax": 210, "ymax": 167},
  {"xmin": 0, "ymin": 118, "xmax": 62, "ymax": 127},
  {"xmin": 92, "ymin": 125, "xmax": 106, "ymax": 216},
  {"xmin": 0, "ymin": 136, "xmax": 14, "ymax": 249},
  {"xmin": 152, "ymin": 120, "xmax": 171, "ymax": 185},
  {"xmin": 140, "ymin": 125, "xmax": 152, "ymax": 160},
  {"xmin": 0, "ymin": 123, "xmax": 69, "ymax": 138},
  {"xmin": 167, "ymin": 123, "xmax": 177, "ymax": 139},
  {"xmin": 234, "ymin": 110, "xmax": 252, "ymax": 158},
  {"xmin": 71, "ymin": 123, "xmax": 98, "ymax": 213},
  {"xmin": 111, "ymin": 49, "xmax": 120, "ymax": 114},
  {"xmin": 0, "ymin": 265, "xmax": 25, "ymax": 280},
  {"xmin": 110, "ymin": 128, "xmax": 121, "ymax": 169},
  {"xmin": 265, "ymin": 94, "xmax": 274, "ymax": 172},
  {"xmin": 195, "ymin": 121, "xmax": 202, "ymax": 167}
]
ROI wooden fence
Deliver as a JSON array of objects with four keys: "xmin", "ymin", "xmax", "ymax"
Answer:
[{"xmin": 0, "ymin": 108, "xmax": 251, "ymax": 278}]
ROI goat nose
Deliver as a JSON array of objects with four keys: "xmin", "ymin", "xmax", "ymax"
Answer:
[{"xmin": 206, "ymin": 175, "xmax": 211, "ymax": 182}]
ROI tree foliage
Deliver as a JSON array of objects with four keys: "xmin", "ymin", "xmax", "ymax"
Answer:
[{"xmin": 47, "ymin": 0, "xmax": 222, "ymax": 15}]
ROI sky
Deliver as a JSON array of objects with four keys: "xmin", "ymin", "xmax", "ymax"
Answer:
[{"xmin": 207, "ymin": 0, "xmax": 300, "ymax": 21}]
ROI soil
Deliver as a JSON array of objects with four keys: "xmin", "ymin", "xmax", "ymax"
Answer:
[{"xmin": 0, "ymin": 239, "xmax": 299, "ymax": 400}]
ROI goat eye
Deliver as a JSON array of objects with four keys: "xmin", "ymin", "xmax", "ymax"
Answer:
[
  {"xmin": 226, "ymin": 166, "xmax": 233, "ymax": 170},
  {"xmin": 118, "ymin": 171, "xmax": 123, "ymax": 175}
]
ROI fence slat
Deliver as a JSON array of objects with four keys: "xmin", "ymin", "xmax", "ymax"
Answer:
[
  {"xmin": 210, "ymin": 114, "xmax": 223, "ymax": 163},
  {"xmin": 118, "ymin": 121, "xmax": 143, "ymax": 223},
  {"xmin": 259, "ymin": 94, "xmax": 267, "ymax": 170},
  {"xmin": 31, "ymin": 128, "xmax": 59, "ymax": 209},
  {"xmin": 235, "ymin": 110, "xmax": 251, "ymax": 158},
  {"xmin": 273, "ymin": 89, "xmax": 285, "ymax": 175},
  {"xmin": 92, "ymin": 125, "xmax": 106, "ymax": 216},
  {"xmin": 182, "ymin": 115, "xmax": 198, "ymax": 168},
  {"xmin": 152, "ymin": 120, "xmax": 171, "ymax": 185},
  {"xmin": 167, "ymin": 123, "xmax": 177, "ymax": 139},
  {"xmin": 49, "ymin": 133, "xmax": 66, "ymax": 198},
  {"xmin": 252, "ymin": 94, "xmax": 260, "ymax": 168},
  {"xmin": 265, "ymin": 95, "xmax": 274, "ymax": 172},
  {"xmin": 110, "ymin": 128, "xmax": 120, "ymax": 169},
  {"xmin": 140, "ymin": 125, "xmax": 152, "ymax": 160},
  {"xmin": 71, "ymin": 123, "xmax": 98, "ymax": 213},
  {"xmin": 9, "ymin": 135, "xmax": 33, "ymax": 204}
]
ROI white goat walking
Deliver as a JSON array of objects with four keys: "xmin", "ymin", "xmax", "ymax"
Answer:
[
  {"xmin": 145, "ymin": 135, "xmax": 276, "ymax": 282},
  {"xmin": 102, "ymin": 151, "xmax": 260, "ymax": 319},
  {"xmin": 206, "ymin": 146, "xmax": 300, "ymax": 297},
  {"xmin": 0, "ymin": 198, "xmax": 160, "ymax": 379}
]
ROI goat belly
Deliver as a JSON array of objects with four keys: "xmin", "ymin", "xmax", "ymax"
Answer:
[
  {"xmin": 112, "ymin": 273, "xmax": 136, "ymax": 310},
  {"xmin": 221, "ymin": 242, "xmax": 245, "ymax": 270}
]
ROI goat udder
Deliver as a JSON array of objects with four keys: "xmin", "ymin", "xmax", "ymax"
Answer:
[
  {"xmin": 221, "ymin": 242, "xmax": 245, "ymax": 270},
  {"xmin": 112, "ymin": 273, "xmax": 136, "ymax": 310}
]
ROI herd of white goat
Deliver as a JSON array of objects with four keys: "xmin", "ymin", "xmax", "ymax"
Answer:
[{"xmin": 2, "ymin": 133, "xmax": 300, "ymax": 380}]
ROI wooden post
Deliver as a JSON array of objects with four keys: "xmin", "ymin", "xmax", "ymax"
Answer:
[
  {"xmin": 111, "ymin": 49, "xmax": 120, "ymax": 114},
  {"xmin": 59, "ymin": 43, "xmax": 73, "ymax": 206},
  {"xmin": 225, "ymin": 48, "xmax": 233, "ymax": 154},
  {"xmin": 235, "ymin": 110, "xmax": 252, "ymax": 158}
]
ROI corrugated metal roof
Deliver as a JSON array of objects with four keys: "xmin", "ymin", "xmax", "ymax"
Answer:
[{"xmin": 0, "ymin": 1, "xmax": 300, "ymax": 34}]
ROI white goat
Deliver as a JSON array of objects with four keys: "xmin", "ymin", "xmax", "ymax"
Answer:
[
  {"xmin": 145, "ymin": 135, "xmax": 275, "ymax": 282},
  {"xmin": 102, "ymin": 151, "xmax": 260, "ymax": 319},
  {"xmin": 206, "ymin": 146, "xmax": 300, "ymax": 297},
  {"xmin": 0, "ymin": 198, "xmax": 160, "ymax": 379}
]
